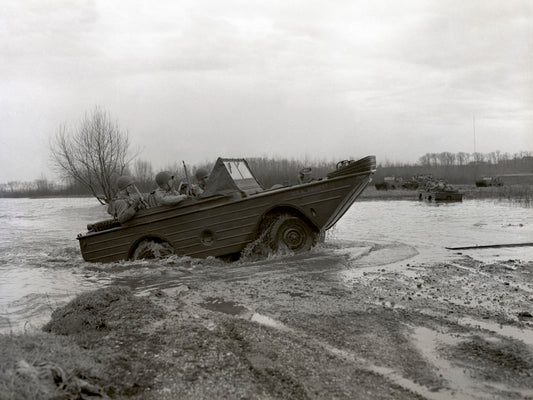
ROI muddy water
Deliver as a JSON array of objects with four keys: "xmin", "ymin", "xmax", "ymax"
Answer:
[
  {"xmin": 0, "ymin": 197, "xmax": 532, "ymax": 333},
  {"xmin": 332, "ymin": 199, "xmax": 533, "ymax": 264},
  {"xmin": 0, "ymin": 198, "xmax": 109, "ymax": 332}
]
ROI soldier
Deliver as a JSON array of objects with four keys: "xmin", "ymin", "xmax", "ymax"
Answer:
[
  {"xmin": 195, "ymin": 168, "xmax": 209, "ymax": 191},
  {"xmin": 185, "ymin": 168, "xmax": 209, "ymax": 196},
  {"xmin": 154, "ymin": 171, "xmax": 188, "ymax": 206},
  {"xmin": 298, "ymin": 167, "xmax": 313, "ymax": 184},
  {"xmin": 107, "ymin": 176, "xmax": 146, "ymax": 223},
  {"xmin": 178, "ymin": 168, "xmax": 209, "ymax": 196}
]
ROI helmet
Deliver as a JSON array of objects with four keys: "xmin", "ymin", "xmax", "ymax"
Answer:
[
  {"xmin": 117, "ymin": 176, "xmax": 134, "ymax": 191},
  {"xmin": 195, "ymin": 168, "xmax": 209, "ymax": 181},
  {"xmin": 155, "ymin": 171, "xmax": 173, "ymax": 186}
]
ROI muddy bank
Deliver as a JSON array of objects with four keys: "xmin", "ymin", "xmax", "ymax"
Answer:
[{"xmin": 1, "ymin": 244, "xmax": 533, "ymax": 399}]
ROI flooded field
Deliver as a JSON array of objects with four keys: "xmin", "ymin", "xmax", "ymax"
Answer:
[{"xmin": 1, "ymin": 197, "xmax": 532, "ymax": 332}]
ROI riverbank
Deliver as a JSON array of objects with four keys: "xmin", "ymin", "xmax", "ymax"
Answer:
[
  {"xmin": 2, "ymin": 244, "xmax": 532, "ymax": 399},
  {"xmin": 360, "ymin": 183, "xmax": 532, "ymax": 205}
]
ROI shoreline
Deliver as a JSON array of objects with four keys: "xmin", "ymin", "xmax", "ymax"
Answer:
[
  {"xmin": 2, "ymin": 245, "xmax": 532, "ymax": 399},
  {"xmin": 360, "ymin": 183, "xmax": 532, "ymax": 203},
  {"xmin": 1, "ymin": 184, "xmax": 532, "ymax": 203}
]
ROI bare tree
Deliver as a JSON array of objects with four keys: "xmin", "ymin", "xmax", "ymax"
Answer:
[
  {"xmin": 436, "ymin": 152, "xmax": 455, "ymax": 167},
  {"xmin": 50, "ymin": 107, "xmax": 132, "ymax": 204},
  {"xmin": 418, "ymin": 153, "xmax": 431, "ymax": 167},
  {"xmin": 456, "ymin": 152, "xmax": 470, "ymax": 166},
  {"xmin": 34, "ymin": 175, "xmax": 51, "ymax": 193},
  {"xmin": 133, "ymin": 159, "xmax": 154, "ymax": 184},
  {"xmin": 443, "ymin": 152, "xmax": 456, "ymax": 166},
  {"xmin": 472, "ymin": 152, "xmax": 485, "ymax": 164},
  {"xmin": 7, "ymin": 181, "xmax": 19, "ymax": 193},
  {"xmin": 428, "ymin": 153, "xmax": 438, "ymax": 167},
  {"xmin": 132, "ymin": 159, "xmax": 155, "ymax": 191}
]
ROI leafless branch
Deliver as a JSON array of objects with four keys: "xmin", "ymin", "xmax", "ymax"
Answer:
[{"xmin": 50, "ymin": 107, "xmax": 132, "ymax": 204}]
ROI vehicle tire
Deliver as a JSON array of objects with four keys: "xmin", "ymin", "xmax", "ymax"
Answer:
[
  {"xmin": 132, "ymin": 239, "xmax": 174, "ymax": 260},
  {"xmin": 270, "ymin": 215, "xmax": 315, "ymax": 253}
]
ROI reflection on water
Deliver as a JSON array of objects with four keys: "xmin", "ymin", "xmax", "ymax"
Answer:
[{"xmin": 0, "ymin": 197, "xmax": 532, "ymax": 332}]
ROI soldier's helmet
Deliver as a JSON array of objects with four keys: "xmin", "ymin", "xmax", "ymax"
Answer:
[
  {"xmin": 195, "ymin": 168, "xmax": 209, "ymax": 181},
  {"xmin": 117, "ymin": 176, "xmax": 134, "ymax": 191},
  {"xmin": 155, "ymin": 171, "xmax": 173, "ymax": 186}
]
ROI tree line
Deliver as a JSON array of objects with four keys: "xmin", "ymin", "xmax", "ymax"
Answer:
[
  {"xmin": 0, "ymin": 177, "xmax": 92, "ymax": 198},
  {"xmin": 1, "ymin": 107, "xmax": 531, "ymax": 200},
  {"xmin": 3, "ymin": 151, "xmax": 531, "ymax": 199},
  {"xmin": 415, "ymin": 151, "xmax": 532, "ymax": 168},
  {"xmin": 375, "ymin": 152, "xmax": 533, "ymax": 184}
]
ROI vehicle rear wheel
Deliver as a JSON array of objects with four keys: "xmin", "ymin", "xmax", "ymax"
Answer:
[
  {"xmin": 270, "ymin": 215, "xmax": 315, "ymax": 253},
  {"xmin": 132, "ymin": 239, "xmax": 174, "ymax": 260}
]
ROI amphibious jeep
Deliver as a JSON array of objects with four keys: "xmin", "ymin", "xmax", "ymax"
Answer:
[{"xmin": 77, "ymin": 156, "xmax": 376, "ymax": 262}]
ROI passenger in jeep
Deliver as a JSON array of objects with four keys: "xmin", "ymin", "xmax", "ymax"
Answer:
[
  {"xmin": 153, "ymin": 171, "xmax": 188, "ymax": 206},
  {"xmin": 107, "ymin": 176, "xmax": 146, "ymax": 223}
]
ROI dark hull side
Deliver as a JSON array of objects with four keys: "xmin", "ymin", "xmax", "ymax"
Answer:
[
  {"xmin": 419, "ymin": 191, "xmax": 463, "ymax": 202},
  {"xmin": 78, "ymin": 158, "xmax": 375, "ymax": 263}
]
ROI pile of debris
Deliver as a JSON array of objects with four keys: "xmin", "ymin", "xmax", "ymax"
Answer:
[
  {"xmin": 375, "ymin": 174, "xmax": 436, "ymax": 190},
  {"xmin": 422, "ymin": 178, "xmax": 456, "ymax": 192}
]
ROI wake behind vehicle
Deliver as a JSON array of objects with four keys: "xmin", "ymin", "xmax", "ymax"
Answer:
[{"xmin": 77, "ymin": 156, "xmax": 377, "ymax": 262}]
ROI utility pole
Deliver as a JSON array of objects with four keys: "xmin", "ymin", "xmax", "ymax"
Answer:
[{"xmin": 473, "ymin": 115, "xmax": 476, "ymax": 154}]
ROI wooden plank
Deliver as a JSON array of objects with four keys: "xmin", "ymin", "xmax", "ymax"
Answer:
[{"xmin": 446, "ymin": 243, "xmax": 533, "ymax": 250}]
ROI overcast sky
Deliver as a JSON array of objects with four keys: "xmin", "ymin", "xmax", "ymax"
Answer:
[{"xmin": 1, "ymin": 0, "xmax": 532, "ymax": 182}]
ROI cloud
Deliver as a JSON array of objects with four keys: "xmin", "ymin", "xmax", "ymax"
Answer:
[{"xmin": 0, "ymin": 0, "xmax": 531, "ymax": 182}]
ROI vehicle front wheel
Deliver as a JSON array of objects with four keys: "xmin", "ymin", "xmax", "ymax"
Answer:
[
  {"xmin": 132, "ymin": 239, "xmax": 174, "ymax": 260},
  {"xmin": 270, "ymin": 215, "xmax": 315, "ymax": 253}
]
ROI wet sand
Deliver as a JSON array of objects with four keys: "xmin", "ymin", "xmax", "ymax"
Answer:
[{"xmin": 2, "ymin": 242, "xmax": 533, "ymax": 399}]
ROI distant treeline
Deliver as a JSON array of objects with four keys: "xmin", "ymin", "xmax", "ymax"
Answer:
[
  {"xmin": 1, "ymin": 151, "xmax": 532, "ymax": 198},
  {"xmin": 0, "ymin": 178, "xmax": 91, "ymax": 198},
  {"xmin": 375, "ymin": 151, "xmax": 533, "ymax": 184}
]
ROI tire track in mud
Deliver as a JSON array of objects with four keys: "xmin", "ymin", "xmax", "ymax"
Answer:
[
  {"xmin": 185, "ymin": 294, "xmax": 529, "ymax": 400},
  {"xmin": 157, "ymin": 293, "xmax": 434, "ymax": 399},
  {"xmin": 89, "ymin": 240, "xmax": 533, "ymax": 399},
  {"xmin": 339, "ymin": 253, "xmax": 533, "ymax": 399},
  {"xmin": 98, "ymin": 241, "xmax": 436, "ymax": 398},
  {"xmin": 239, "ymin": 307, "xmax": 533, "ymax": 400},
  {"xmin": 409, "ymin": 325, "xmax": 533, "ymax": 400},
  {"xmin": 232, "ymin": 309, "xmax": 456, "ymax": 400}
]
